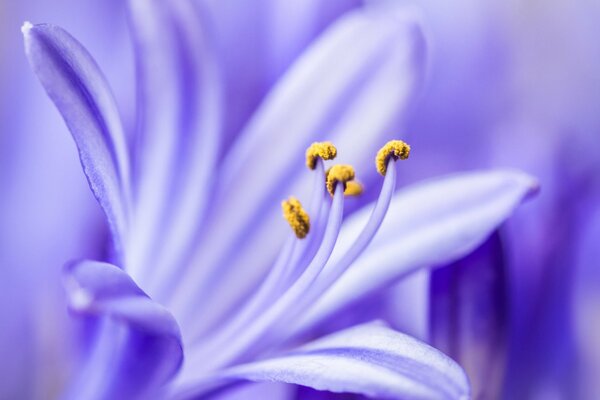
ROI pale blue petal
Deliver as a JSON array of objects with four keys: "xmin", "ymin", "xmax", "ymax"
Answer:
[
  {"xmin": 297, "ymin": 170, "xmax": 538, "ymax": 334},
  {"xmin": 22, "ymin": 22, "xmax": 131, "ymax": 260},
  {"xmin": 171, "ymin": 322, "xmax": 469, "ymax": 400}
]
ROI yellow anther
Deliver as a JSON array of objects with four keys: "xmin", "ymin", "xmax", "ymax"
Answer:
[
  {"xmin": 344, "ymin": 181, "xmax": 363, "ymax": 196},
  {"xmin": 326, "ymin": 164, "xmax": 356, "ymax": 196},
  {"xmin": 376, "ymin": 140, "xmax": 411, "ymax": 176},
  {"xmin": 306, "ymin": 142, "xmax": 337, "ymax": 170},
  {"xmin": 281, "ymin": 197, "xmax": 310, "ymax": 239}
]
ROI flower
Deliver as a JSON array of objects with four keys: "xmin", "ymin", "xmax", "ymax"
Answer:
[{"xmin": 21, "ymin": 0, "xmax": 536, "ymax": 399}]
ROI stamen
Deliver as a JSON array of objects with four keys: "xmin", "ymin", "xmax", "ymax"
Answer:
[
  {"xmin": 306, "ymin": 141, "xmax": 337, "ymax": 170},
  {"xmin": 194, "ymin": 158, "xmax": 329, "ymax": 349},
  {"xmin": 376, "ymin": 140, "xmax": 410, "ymax": 176},
  {"xmin": 282, "ymin": 197, "xmax": 310, "ymax": 239},
  {"xmin": 344, "ymin": 181, "xmax": 363, "ymax": 196},
  {"xmin": 326, "ymin": 164, "xmax": 355, "ymax": 196},
  {"xmin": 272, "ymin": 152, "xmax": 406, "ymax": 342},
  {"xmin": 201, "ymin": 183, "xmax": 346, "ymax": 369}
]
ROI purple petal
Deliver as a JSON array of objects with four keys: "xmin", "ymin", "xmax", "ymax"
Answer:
[
  {"xmin": 297, "ymin": 170, "xmax": 538, "ymax": 334},
  {"xmin": 173, "ymin": 3, "xmax": 426, "ymax": 334},
  {"xmin": 201, "ymin": 0, "xmax": 360, "ymax": 152},
  {"xmin": 572, "ymin": 204, "xmax": 600, "ymax": 397},
  {"xmin": 429, "ymin": 232, "xmax": 507, "ymax": 398},
  {"xmin": 126, "ymin": 0, "xmax": 222, "ymax": 285},
  {"xmin": 294, "ymin": 386, "xmax": 369, "ymax": 400},
  {"xmin": 172, "ymin": 322, "xmax": 469, "ymax": 400},
  {"xmin": 63, "ymin": 260, "xmax": 183, "ymax": 398},
  {"xmin": 22, "ymin": 22, "xmax": 130, "ymax": 259}
]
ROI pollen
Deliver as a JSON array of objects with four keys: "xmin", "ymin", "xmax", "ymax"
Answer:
[
  {"xmin": 281, "ymin": 197, "xmax": 310, "ymax": 239},
  {"xmin": 326, "ymin": 164, "xmax": 356, "ymax": 196},
  {"xmin": 344, "ymin": 181, "xmax": 363, "ymax": 196},
  {"xmin": 306, "ymin": 142, "xmax": 337, "ymax": 170},
  {"xmin": 376, "ymin": 140, "xmax": 411, "ymax": 176}
]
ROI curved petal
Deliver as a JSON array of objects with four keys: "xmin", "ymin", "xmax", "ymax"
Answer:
[
  {"xmin": 201, "ymin": 0, "xmax": 360, "ymax": 150},
  {"xmin": 63, "ymin": 260, "xmax": 183, "ymax": 399},
  {"xmin": 430, "ymin": 232, "xmax": 507, "ymax": 398},
  {"xmin": 22, "ymin": 22, "xmax": 130, "ymax": 260},
  {"xmin": 172, "ymin": 322, "xmax": 469, "ymax": 400},
  {"xmin": 296, "ymin": 170, "xmax": 538, "ymax": 334},
  {"xmin": 126, "ymin": 0, "xmax": 222, "ymax": 286},
  {"xmin": 172, "ymin": 3, "xmax": 427, "ymax": 332},
  {"xmin": 573, "ymin": 203, "xmax": 600, "ymax": 397}
]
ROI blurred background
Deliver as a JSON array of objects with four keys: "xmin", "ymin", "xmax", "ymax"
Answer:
[{"xmin": 1, "ymin": 0, "xmax": 599, "ymax": 398}]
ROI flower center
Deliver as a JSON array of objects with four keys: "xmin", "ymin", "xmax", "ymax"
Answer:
[{"xmin": 187, "ymin": 139, "xmax": 411, "ymax": 372}]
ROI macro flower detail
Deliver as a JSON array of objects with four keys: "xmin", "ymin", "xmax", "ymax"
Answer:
[
  {"xmin": 20, "ymin": 1, "xmax": 538, "ymax": 399},
  {"xmin": 306, "ymin": 141, "xmax": 337, "ymax": 170},
  {"xmin": 281, "ymin": 197, "xmax": 310, "ymax": 239},
  {"xmin": 325, "ymin": 164, "xmax": 356, "ymax": 196},
  {"xmin": 375, "ymin": 139, "xmax": 410, "ymax": 176}
]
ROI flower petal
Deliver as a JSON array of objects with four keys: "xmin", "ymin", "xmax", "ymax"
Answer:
[
  {"xmin": 573, "ymin": 204, "xmax": 600, "ymax": 397},
  {"xmin": 296, "ymin": 170, "xmax": 538, "ymax": 335},
  {"xmin": 172, "ymin": 322, "xmax": 469, "ymax": 400},
  {"xmin": 126, "ymin": 0, "xmax": 222, "ymax": 285},
  {"xmin": 201, "ymin": 0, "xmax": 359, "ymax": 152},
  {"xmin": 22, "ymin": 22, "xmax": 130, "ymax": 260},
  {"xmin": 63, "ymin": 260, "xmax": 183, "ymax": 399},
  {"xmin": 173, "ymin": 3, "xmax": 426, "ymax": 332},
  {"xmin": 430, "ymin": 232, "xmax": 508, "ymax": 398}
]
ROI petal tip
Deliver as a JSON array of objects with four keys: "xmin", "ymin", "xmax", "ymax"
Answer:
[
  {"xmin": 21, "ymin": 21, "xmax": 33, "ymax": 36},
  {"xmin": 526, "ymin": 178, "xmax": 541, "ymax": 199},
  {"xmin": 491, "ymin": 169, "xmax": 540, "ymax": 202},
  {"xmin": 508, "ymin": 169, "xmax": 540, "ymax": 200},
  {"xmin": 70, "ymin": 288, "xmax": 94, "ymax": 311}
]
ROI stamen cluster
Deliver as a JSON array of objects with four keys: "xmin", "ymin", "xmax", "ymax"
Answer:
[
  {"xmin": 189, "ymin": 139, "xmax": 411, "ymax": 371},
  {"xmin": 282, "ymin": 139, "xmax": 410, "ymax": 238}
]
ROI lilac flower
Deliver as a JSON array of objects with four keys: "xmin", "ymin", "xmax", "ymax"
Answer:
[{"xmin": 21, "ymin": 1, "xmax": 537, "ymax": 398}]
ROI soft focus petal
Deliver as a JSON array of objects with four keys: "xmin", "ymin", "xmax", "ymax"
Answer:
[
  {"xmin": 210, "ymin": 382, "xmax": 293, "ymax": 400},
  {"xmin": 127, "ymin": 0, "xmax": 222, "ymax": 286},
  {"xmin": 175, "ymin": 3, "xmax": 426, "ymax": 333},
  {"xmin": 399, "ymin": 1, "xmax": 600, "ymax": 395},
  {"xmin": 430, "ymin": 232, "xmax": 507, "ymax": 398},
  {"xmin": 219, "ymin": 4, "xmax": 423, "ymax": 195},
  {"xmin": 379, "ymin": 270, "xmax": 432, "ymax": 342},
  {"xmin": 293, "ymin": 386, "xmax": 368, "ymax": 399},
  {"xmin": 173, "ymin": 322, "xmax": 469, "ymax": 400},
  {"xmin": 297, "ymin": 170, "xmax": 537, "ymax": 334},
  {"xmin": 2, "ymin": 3, "xmax": 131, "ymax": 397},
  {"xmin": 22, "ymin": 22, "xmax": 130, "ymax": 260},
  {"xmin": 200, "ymin": 0, "xmax": 360, "ymax": 153},
  {"xmin": 573, "ymin": 202, "xmax": 600, "ymax": 398},
  {"xmin": 63, "ymin": 260, "xmax": 183, "ymax": 399}
]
